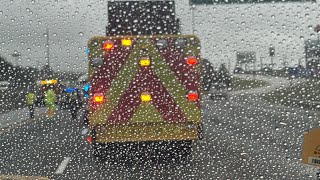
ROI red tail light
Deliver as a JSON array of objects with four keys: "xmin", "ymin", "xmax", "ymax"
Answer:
[
  {"xmin": 86, "ymin": 136, "xmax": 92, "ymax": 143},
  {"xmin": 103, "ymin": 41, "xmax": 114, "ymax": 50},
  {"xmin": 187, "ymin": 91, "xmax": 199, "ymax": 101},
  {"xmin": 93, "ymin": 93, "xmax": 104, "ymax": 103},
  {"xmin": 187, "ymin": 56, "xmax": 198, "ymax": 65}
]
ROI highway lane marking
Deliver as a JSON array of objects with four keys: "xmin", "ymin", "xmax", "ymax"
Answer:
[
  {"xmin": 0, "ymin": 175, "xmax": 50, "ymax": 180},
  {"xmin": 55, "ymin": 157, "xmax": 71, "ymax": 175},
  {"xmin": 0, "ymin": 113, "xmax": 47, "ymax": 134}
]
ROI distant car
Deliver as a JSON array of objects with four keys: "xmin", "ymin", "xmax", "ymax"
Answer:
[
  {"xmin": 0, "ymin": 81, "xmax": 10, "ymax": 91},
  {"xmin": 209, "ymin": 82, "xmax": 229, "ymax": 100},
  {"xmin": 234, "ymin": 67, "xmax": 243, "ymax": 74}
]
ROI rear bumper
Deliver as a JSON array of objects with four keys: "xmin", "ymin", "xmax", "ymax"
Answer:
[{"xmin": 92, "ymin": 122, "xmax": 202, "ymax": 143}]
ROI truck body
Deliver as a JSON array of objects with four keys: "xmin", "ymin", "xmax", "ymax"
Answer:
[
  {"xmin": 106, "ymin": 1, "xmax": 179, "ymax": 36},
  {"xmin": 86, "ymin": 1, "xmax": 203, "ymax": 149}
]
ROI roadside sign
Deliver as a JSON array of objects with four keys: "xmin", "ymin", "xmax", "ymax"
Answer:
[
  {"xmin": 236, "ymin": 51, "xmax": 256, "ymax": 64},
  {"xmin": 269, "ymin": 47, "xmax": 275, "ymax": 57},
  {"xmin": 302, "ymin": 128, "xmax": 320, "ymax": 167},
  {"xmin": 190, "ymin": 0, "xmax": 315, "ymax": 4},
  {"xmin": 314, "ymin": 25, "xmax": 320, "ymax": 33}
]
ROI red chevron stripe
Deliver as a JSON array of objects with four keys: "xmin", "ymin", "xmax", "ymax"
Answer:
[
  {"xmin": 90, "ymin": 39, "xmax": 133, "ymax": 110},
  {"xmin": 107, "ymin": 67, "xmax": 187, "ymax": 124}
]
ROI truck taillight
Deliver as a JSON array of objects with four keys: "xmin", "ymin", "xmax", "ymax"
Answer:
[
  {"xmin": 86, "ymin": 136, "xmax": 92, "ymax": 143},
  {"xmin": 103, "ymin": 41, "xmax": 114, "ymax": 50},
  {"xmin": 93, "ymin": 93, "xmax": 104, "ymax": 103},
  {"xmin": 187, "ymin": 56, "xmax": 198, "ymax": 65},
  {"xmin": 187, "ymin": 91, "xmax": 198, "ymax": 101}
]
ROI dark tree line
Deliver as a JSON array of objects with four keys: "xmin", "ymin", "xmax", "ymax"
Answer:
[{"xmin": 0, "ymin": 55, "xmax": 40, "ymax": 85}]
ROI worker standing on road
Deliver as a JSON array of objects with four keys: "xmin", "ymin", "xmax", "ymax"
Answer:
[
  {"xmin": 69, "ymin": 88, "xmax": 82, "ymax": 119},
  {"xmin": 44, "ymin": 86, "xmax": 57, "ymax": 118},
  {"xmin": 25, "ymin": 89, "xmax": 37, "ymax": 118}
]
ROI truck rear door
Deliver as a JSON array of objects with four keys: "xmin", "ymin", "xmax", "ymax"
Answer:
[{"xmin": 88, "ymin": 35, "xmax": 202, "ymax": 142}]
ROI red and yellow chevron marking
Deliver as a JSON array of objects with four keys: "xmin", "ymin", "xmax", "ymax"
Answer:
[{"xmin": 88, "ymin": 35, "xmax": 202, "ymax": 128}]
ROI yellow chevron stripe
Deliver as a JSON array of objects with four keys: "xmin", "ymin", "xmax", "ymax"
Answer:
[
  {"xmin": 141, "ymin": 40, "xmax": 201, "ymax": 122},
  {"xmin": 90, "ymin": 40, "xmax": 149, "ymax": 125},
  {"xmin": 131, "ymin": 103, "xmax": 163, "ymax": 123},
  {"xmin": 89, "ymin": 36, "xmax": 202, "ymax": 125}
]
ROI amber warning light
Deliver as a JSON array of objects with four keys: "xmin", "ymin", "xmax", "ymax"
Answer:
[
  {"xmin": 141, "ymin": 92, "xmax": 152, "ymax": 102},
  {"xmin": 140, "ymin": 57, "xmax": 151, "ymax": 67},
  {"xmin": 93, "ymin": 93, "xmax": 104, "ymax": 103},
  {"xmin": 122, "ymin": 39, "xmax": 132, "ymax": 47}
]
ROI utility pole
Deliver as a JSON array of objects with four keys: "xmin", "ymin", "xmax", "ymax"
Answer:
[
  {"xmin": 11, "ymin": 51, "xmax": 21, "ymax": 66},
  {"xmin": 314, "ymin": 25, "xmax": 320, "ymax": 73},
  {"xmin": 46, "ymin": 28, "xmax": 50, "ymax": 69},
  {"xmin": 191, "ymin": 5, "xmax": 195, "ymax": 34},
  {"xmin": 269, "ymin": 46, "xmax": 275, "ymax": 70},
  {"xmin": 253, "ymin": 59, "xmax": 256, "ymax": 79},
  {"xmin": 260, "ymin": 56, "xmax": 263, "ymax": 71},
  {"xmin": 298, "ymin": 57, "xmax": 303, "ymax": 66},
  {"xmin": 316, "ymin": 25, "xmax": 320, "ymax": 63},
  {"xmin": 305, "ymin": 45, "xmax": 308, "ymax": 68}
]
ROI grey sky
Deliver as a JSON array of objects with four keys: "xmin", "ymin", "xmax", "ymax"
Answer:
[{"xmin": 0, "ymin": 0, "xmax": 319, "ymax": 72}]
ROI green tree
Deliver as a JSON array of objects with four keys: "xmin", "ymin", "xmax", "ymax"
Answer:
[{"xmin": 0, "ymin": 56, "xmax": 14, "ymax": 81}]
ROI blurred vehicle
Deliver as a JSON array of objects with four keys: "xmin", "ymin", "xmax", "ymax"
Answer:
[
  {"xmin": 209, "ymin": 82, "xmax": 229, "ymax": 99},
  {"xmin": 86, "ymin": 1, "xmax": 203, "ymax": 157},
  {"xmin": 201, "ymin": 59, "xmax": 216, "ymax": 92},
  {"xmin": 234, "ymin": 67, "xmax": 244, "ymax": 74},
  {"xmin": 262, "ymin": 66, "xmax": 273, "ymax": 73},
  {"xmin": 0, "ymin": 81, "xmax": 10, "ymax": 91},
  {"xmin": 208, "ymin": 71, "xmax": 231, "ymax": 100}
]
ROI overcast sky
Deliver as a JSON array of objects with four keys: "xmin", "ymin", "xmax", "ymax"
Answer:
[{"xmin": 0, "ymin": 0, "xmax": 319, "ymax": 72}]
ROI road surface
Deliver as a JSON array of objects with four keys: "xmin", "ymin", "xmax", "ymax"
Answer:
[
  {"xmin": 0, "ymin": 87, "xmax": 28, "ymax": 114},
  {"xmin": 0, "ymin": 77, "xmax": 319, "ymax": 179},
  {"xmin": 0, "ymin": 96, "xmax": 319, "ymax": 179}
]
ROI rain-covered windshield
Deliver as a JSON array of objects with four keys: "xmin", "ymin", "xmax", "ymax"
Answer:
[{"xmin": 1, "ymin": 0, "xmax": 320, "ymax": 179}]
